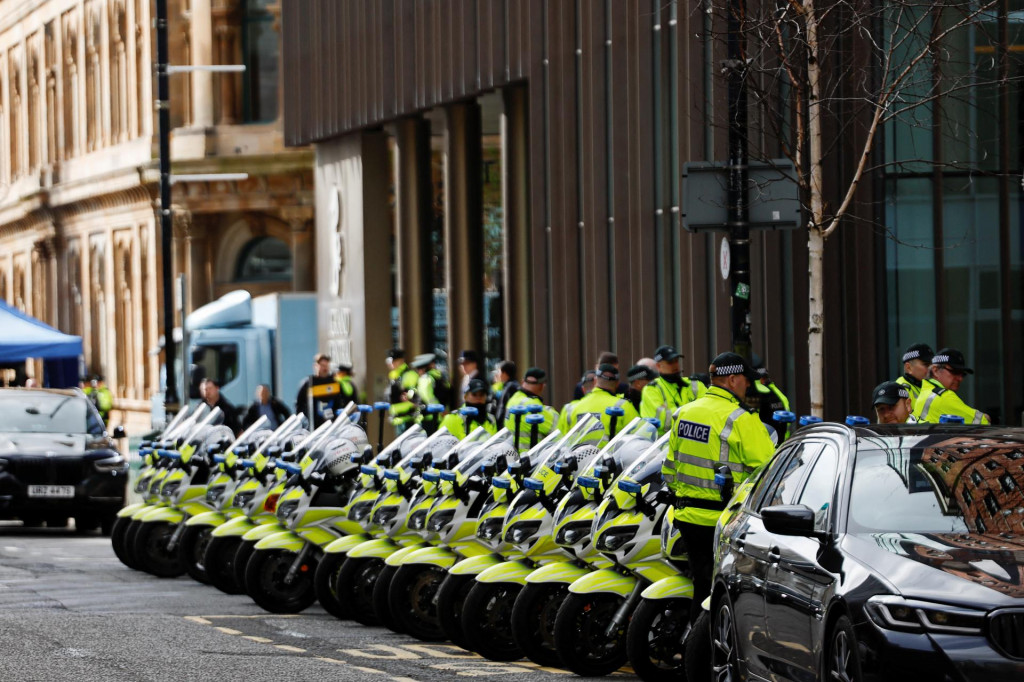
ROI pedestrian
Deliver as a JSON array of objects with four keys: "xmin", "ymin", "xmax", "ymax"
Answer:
[
  {"xmin": 334, "ymin": 362, "xmax": 358, "ymax": 406},
  {"xmin": 562, "ymin": 363, "xmax": 639, "ymax": 438},
  {"xmin": 665, "ymin": 351, "xmax": 775, "ymax": 625},
  {"xmin": 895, "ymin": 343, "xmax": 934, "ymax": 403},
  {"xmin": 872, "ymin": 381, "xmax": 916, "ymax": 424},
  {"xmin": 752, "ymin": 362, "xmax": 792, "ymax": 442},
  {"xmin": 626, "ymin": 365, "xmax": 657, "ymax": 411},
  {"xmin": 440, "ymin": 378, "xmax": 497, "ymax": 439},
  {"xmin": 294, "ymin": 353, "xmax": 344, "ymax": 429},
  {"xmin": 912, "ymin": 348, "xmax": 990, "ymax": 424},
  {"xmin": 458, "ymin": 349, "xmax": 482, "ymax": 394},
  {"xmin": 387, "ymin": 348, "xmax": 420, "ymax": 435},
  {"xmin": 503, "ymin": 367, "xmax": 560, "ymax": 452},
  {"xmin": 493, "ymin": 360, "xmax": 519, "ymax": 423},
  {"xmin": 641, "ymin": 345, "xmax": 706, "ymax": 435},
  {"xmin": 243, "ymin": 384, "xmax": 291, "ymax": 430},
  {"xmin": 203, "ymin": 378, "xmax": 241, "ymax": 434}
]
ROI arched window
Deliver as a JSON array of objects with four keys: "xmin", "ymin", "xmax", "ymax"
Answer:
[{"xmin": 234, "ymin": 237, "xmax": 292, "ymax": 282}]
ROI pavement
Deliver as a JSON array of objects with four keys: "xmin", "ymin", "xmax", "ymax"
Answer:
[{"xmin": 0, "ymin": 522, "xmax": 633, "ymax": 682}]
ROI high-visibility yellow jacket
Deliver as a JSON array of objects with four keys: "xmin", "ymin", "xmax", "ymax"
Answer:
[
  {"xmin": 561, "ymin": 387, "xmax": 639, "ymax": 440},
  {"xmin": 388, "ymin": 363, "xmax": 420, "ymax": 425},
  {"xmin": 895, "ymin": 374, "xmax": 925, "ymax": 403},
  {"xmin": 913, "ymin": 378, "xmax": 990, "ymax": 425},
  {"xmin": 640, "ymin": 376, "xmax": 706, "ymax": 435},
  {"xmin": 503, "ymin": 389, "xmax": 560, "ymax": 452},
  {"xmin": 440, "ymin": 409, "xmax": 497, "ymax": 440},
  {"xmin": 665, "ymin": 386, "xmax": 775, "ymax": 526}
]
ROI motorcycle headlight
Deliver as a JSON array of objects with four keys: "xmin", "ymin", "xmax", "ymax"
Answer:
[
  {"xmin": 161, "ymin": 481, "xmax": 181, "ymax": 501},
  {"xmin": 865, "ymin": 596, "xmax": 985, "ymax": 635},
  {"xmin": 206, "ymin": 484, "xmax": 226, "ymax": 506},
  {"xmin": 477, "ymin": 516, "xmax": 505, "ymax": 542},
  {"xmin": 277, "ymin": 499, "xmax": 300, "ymax": 524},
  {"xmin": 232, "ymin": 490, "xmax": 255, "ymax": 510},
  {"xmin": 426, "ymin": 508, "xmax": 456, "ymax": 533},
  {"xmin": 349, "ymin": 500, "xmax": 374, "ymax": 523},
  {"xmin": 596, "ymin": 525, "xmax": 638, "ymax": 552},
  {"xmin": 555, "ymin": 520, "xmax": 592, "ymax": 547},
  {"xmin": 408, "ymin": 508, "xmax": 429, "ymax": 531},
  {"xmin": 504, "ymin": 520, "xmax": 542, "ymax": 545},
  {"xmin": 371, "ymin": 505, "xmax": 399, "ymax": 527}
]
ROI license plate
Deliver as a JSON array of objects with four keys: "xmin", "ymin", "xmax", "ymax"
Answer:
[{"xmin": 27, "ymin": 485, "xmax": 75, "ymax": 498}]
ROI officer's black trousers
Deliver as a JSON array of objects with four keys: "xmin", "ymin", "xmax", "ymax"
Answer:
[{"xmin": 677, "ymin": 521, "xmax": 716, "ymax": 624}]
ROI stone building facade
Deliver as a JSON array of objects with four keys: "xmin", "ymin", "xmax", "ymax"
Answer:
[{"xmin": 0, "ymin": 0, "xmax": 314, "ymax": 432}]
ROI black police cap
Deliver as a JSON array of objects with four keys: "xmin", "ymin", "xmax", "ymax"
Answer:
[
  {"xmin": 708, "ymin": 352, "xmax": 757, "ymax": 381},
  {"xmin": 901, "ymin": 343, "xmax": 934, "ymax": 365},
  {"xmin": 627, "ymin": 365, "xmax": 656, "ymax": 382},
  {"xmin": 932, "ymin": 347, "xmax": 973, "ymax": 374},
  {"xmin": 596, "ymin": 363, "xmax": 619, "ymax": 381},
  {"xmin": 523, "ymin": 367, "xmax": 547, "ymax": 383},
  {"xmin": 653, "ymin": 345, "xmax": 681, "ymax": 363},
  {"xmin": 872, "ymin": 381, "xmax": 911, "ymax": 406},
  {"xmin": 465, "ymin": 378, "xmax": 489, "ymax": 395}
]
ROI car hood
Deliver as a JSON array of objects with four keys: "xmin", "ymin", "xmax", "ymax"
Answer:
[
  {"xmin": 846, "ymin": 532, "xmax": 1024, "ymax": 607},
  {"xmin": 0, "ymin": 432, "xmax": 90, "ymax": 455}
]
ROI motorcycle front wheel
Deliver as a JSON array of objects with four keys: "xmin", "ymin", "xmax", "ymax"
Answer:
[
  {"xmin": 511, "ymin": 582, "xmax": 568, "ymax": 667},
  {"xmin": 388, "ymin": 563, "xmax": 447, "ymax": 642},
  {"xmin": 553, "ymin": 591, "xmax": 630, "ymax": 677},
  {"xmin": 234, "ymin": 540, "xmax": 258, "ymax": 594},
  {"xmin": 626, "ymin": 597, "xmax": 691, "ymax": 682},
  {"xmin": 313, "ymin": 552, "xmax": 349, "ymax": 620},
  {"xmin": 177, "ymin": 525, "xmax": 214, "ymax": 584},
  {"xmin": 371, "ymin": 564, "xmax": 402, "ymax": 633},
  {"xmin": 335, "ymin": 557, "xmax": 384, "ymax": 626},
  {"xmin": 203, "ymin": 536, "xmax": 245, "ymax": 594},
  {"xmin": 110, "ymin": 516, "xmax": 134, "ymax": 568},
  {"xmin": 135, "ymin": 521, "xmax": 188, "ymax": 578},
  {"xmin": 244, "ymin": 548, "xmax": 319, "ymax": 614},
  {"xmin": 461, "ymin": 581, "xmax": 524, "ymax": 661},
  {"xmin": 122, "ymin": 519, "xmax": 147, "ymax": 570},
  {"xmin": 435, "ymin": 573, "xmax": 476, "ymax": 649}
]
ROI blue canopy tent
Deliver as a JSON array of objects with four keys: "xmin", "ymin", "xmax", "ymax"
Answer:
[{"xmin": 0, "ymin": 298, "xmax": 83, "ymax": 388}]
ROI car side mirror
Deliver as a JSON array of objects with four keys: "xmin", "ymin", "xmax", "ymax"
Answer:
[
  {"xmin": 111, "ymin": 425, "xmax": 127, "ymax": 439},
  {"xmin": 761, "ymin": 504, "xmax": 819, "ymax": 537}
]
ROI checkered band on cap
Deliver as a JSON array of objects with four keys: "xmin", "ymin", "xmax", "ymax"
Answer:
[
  {"xmin": 712, "ymin": 364, "xmax": 745, "ymax": 376},
  {"xmin": 756, "ymin": 367, "xmax": 768, "ymax": 376},
  {"xmin": 902, "ymin": 350, "xmax": 920, "ymax": 362},
  {"xmin": 932, "ymin": 354, "xmax": 950, "ymax": 365}
]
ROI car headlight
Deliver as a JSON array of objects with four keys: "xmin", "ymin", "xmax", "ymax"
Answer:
[
  {"xmin": 865, "ymin": 595, "xmax": 985, "ymax": 635},
  {"xmin": 94, "ymin": 456, "xmax": 126, "ymax": 474}
]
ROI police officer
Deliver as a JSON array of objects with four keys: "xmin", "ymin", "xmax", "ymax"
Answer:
[
  {"xmin": 294, "ymin": 353, "xmax": 343, "ymax": 429},
  {"xmin": 753, "ymin": 364, "xmax": 792, "ymax": 441},
  {"xmin": 334, "ymin": 362, "xmax": 358, "ymax": 405},
  {"xmin": 440, "ymin": 378, "xmax": 497, "ymax": 439},
  {"xmin": 895, "ymin": 343, "xmax": 933, "ymax": 403},
  {"xmin": 641, "ymin": 345, "xmax": 706, "ymax": 435},
  {"xmin": 665, "ymin": 352, "xmax": 775, "ymax": 624},
  {"xmin": 912, "ymin": 348, "xmax": 990, "ymax": 424},
  {"xmin": 872, "ymin": 381, "xmax": 916, "ymax": 424},
  {"xmin": 387, "ymin": 348, "xmax": 420, "ymax": 434},
  {"xmin": 503, "ymin": 367, "xmax": 560, "ymax": 451},
  {"xmin": 84, "ymin": 375, "xmax": 114, "ymax": 423},
  {"xmin": 564, "ymin": 363, "xmax": 639, "ymax": 438},
  {"xmin": 626, "ymin": 365, "xmax": 657, "ymax": 411},
  {"xmin": 414, "ymin": 353, "xmax": 451, "ymax": 408},
  {"xmin": 558, "ymin": 370, "xmax": 595, "ymax": 432}
]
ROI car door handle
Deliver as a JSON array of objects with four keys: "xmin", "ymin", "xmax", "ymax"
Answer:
[{"xmin": 768, "ymin": 546, "xmax": 781, "ymax": 562}]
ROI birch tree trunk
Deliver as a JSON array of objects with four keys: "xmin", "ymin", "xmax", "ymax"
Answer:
[{"xmin": 806, "ymin": 0, "xmax": 826, "ymax": 416}]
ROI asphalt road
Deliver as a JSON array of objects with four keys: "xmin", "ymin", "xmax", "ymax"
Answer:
[{"xmin": 0, "ymin": 522, "xmax": 635, "ymax": 682}]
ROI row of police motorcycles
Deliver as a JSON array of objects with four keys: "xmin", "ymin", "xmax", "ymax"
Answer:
[{"xmin": 111, "ymin": 400, "xmax": 720, "ymax": 681}]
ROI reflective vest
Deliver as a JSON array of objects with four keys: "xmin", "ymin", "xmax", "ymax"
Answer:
[
  {"xmin": 566, "ymin": 387, "xmax": 639, "ymax": 439},
  {"xmin": 337, "ymin": 376, "xmax": 357, "ymax": 405},
  {"xmin": 388, "ymin": 363, "xmax": 420, "ymax": 425},
  {"xmin": 640, "ymin": 376, "xmax": 706, "ymax": 435},
  {"xmin": 895, "ymin": 374, "xmax": 925, "ymax": 403},
  {"xmin": 503, "ymin": 390, "xmax": 559, "ymax": 452},
  {"xmin": 665, "ymin": 386, "xmax": 776, "ymax": 527},
  {"xmin": 440, "ymin": 409, "xmax": 497, "ymax": 440},
  {"xmin": 913, "ymin": 378, "xmax": 990, "ymax": 425},
  {"xmin": 416, "ymin": 369, "xmax": 444, "ymax": 407}
]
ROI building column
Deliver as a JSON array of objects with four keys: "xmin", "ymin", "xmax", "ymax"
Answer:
[
  {"xmin": 282, "ymin": 205, "xmax": 315, "ymax": 292},
  {"xmin": 502, "ymin": 86, "xmax": 531, "ymax": 371},
  {"xmin": 211, "ymin": 1, "xmax": 239, "ymax": 125},
  {"xmin": 190, "ymin": 0, "xmax": 215, "ymax": 127},
  {"xmin": 444, "ymin": 101, "xmax": 484, "ymax": 378},
  {"xmin": 395, "ymin": 116, "xmax": 434, "ymax": 355}
]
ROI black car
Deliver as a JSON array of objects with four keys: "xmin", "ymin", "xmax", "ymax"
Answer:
[
  {"xmin": 708, "ymin": 422, "xmax": 1024, "ymax": 682},
  {"xmin": 0, "ymin": 388, "xmax": 127, "ymax": 533}
]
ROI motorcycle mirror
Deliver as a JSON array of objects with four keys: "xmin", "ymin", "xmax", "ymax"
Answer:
[{"xmin": 360, "ymin": 445, "xmax": 374, "ymax": 464}]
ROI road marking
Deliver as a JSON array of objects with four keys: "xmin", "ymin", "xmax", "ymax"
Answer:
[
  {"xmin": 183, "ymin": 616, "xmax": 211, "ymax": 625},
  {"xmin": 430, "ymin": 661, "xmax": 534, "ymax": 676},
  {"xmin": 340, "ymin": 644, "xmax": 422, "ymax": 660},
  {"xmin": 214, "ymin": 627, "xmax": 242, "ymax": 635},
  {"xmin": 316, "ymin": 657, "xmax": 348, "ymax": 665},
  {"xmin": 274, "ymin": 645, "xmax": 307, "ymax": 653},
  {"xmin": 351, "ymin": 665, "xmax": 389, "ymax": 674},
  {"xmin": 242, "ymin": 636, "xmax": 274, "ymax": 643},
  {"xmin": 401, "ymin": 643, "xmax": 480, "ymax": 659}
]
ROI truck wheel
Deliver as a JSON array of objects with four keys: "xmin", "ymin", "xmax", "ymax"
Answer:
[
  {"xmin": 626, "ymin": 597, "xmax": 691, "ymax": 682},
  {"xmin": 313, "ymin": 552, "xmax": 349, "ymax": 620},
  {"xmin": 177, "ymin": 525, "xmax": 213, "ymax": 584},
  {"xmin": 204, "ymin": 536, "xmax": 245, "ymax": 594},
  {"xmin": 511, "ymin": 582, "xmax": 568, "ymax": 667},
  {"xmin": 435, "ymin": 573, "xmax": 476, "ymax": 649},
  {"xmin": 461, "ymin": 581, "xmax": 524, "ymax": 661},
  {"xmin": 244, "ymin": 548, "xmax": 318, "ymax": 614},
  {"xmin": 335, "ymin": 557, "xmax": 383, "ymax": 626},
  {"xmin": 388, "ymin": 563, "xmax": 447, "ymax": 642},
  {"xmin": 553, "ymin": 591, "xmax": 630, "ymax": 677},
  {"xmin": 135, "ymin": 521, "xmax": 187, "ymax": 578}
]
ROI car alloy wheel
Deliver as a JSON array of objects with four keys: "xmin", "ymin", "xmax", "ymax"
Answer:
[
  {"xmin": 711, "ymin": 597, "xmax": 739, "ymax": 682},
  {"xmin": 825, "ymin": 616, "xmax": 863, "ymax": 682}
]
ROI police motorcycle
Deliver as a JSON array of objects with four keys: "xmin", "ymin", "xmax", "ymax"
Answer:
[
  {"xmin": 202, "ymin": 413, "xmax": 315, "ymax": 594},
  {"xmin": 124, "ymin": 407, "xmax": 232, "ymax": 577},
  {"xmin": 383, "ymin": 426, "xmax": 516, "ymax": 642},
  {"xmin": 239, "ymin": 404, "xmax": 372, "ymax": 613},
  {"xmin": 111, "ymin": 403, "xmax": 207, "ymax": 567},
  {"xmin": 435, "ymin": 412, "xmax": 556, "ymax": 650},
  {"xmin": 333, "ymin": 424, "xmax": 463, "ymax": 627},
  {"xmin": 501, "ymin": 416, "xmax": 661, "ymax": 667},
  {"xmin": 313, "ymin": 423, "xmax": 429, "ymax": 619},
  {"xmin": 550, "ymin": 433, "xmax": 678, "ymax": 678}
]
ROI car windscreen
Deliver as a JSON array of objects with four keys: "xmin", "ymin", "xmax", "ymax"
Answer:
[
  {"xmin": 0, "ymin": 393, "xmax": 95, "ymax": 435},
  {"xmin": 849, "ymin": 434, "xmax": 1024, "ymax": 535}
]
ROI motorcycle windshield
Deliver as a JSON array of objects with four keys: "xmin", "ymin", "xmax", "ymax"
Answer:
[
  {"xmin": 577, "ymin": 420, "xmax": 660, "ymax": 482},
  {"xmin": 397, "ymin": 427, "xmax": 461, "ymax": 476},
  {"xmin": 451, "ymin": 429, "xmax": 515, "ymax": 477},
  {"xmin": 529, "ymin": 414, "xmax": 603, "ymax": 472},
  {"xmin": 375, "ymin": 424, "xmax": 427, "ymax": 468},
  {"xmin": 615, "ymin": 433, "xmax": 672, "ymax": 490}
]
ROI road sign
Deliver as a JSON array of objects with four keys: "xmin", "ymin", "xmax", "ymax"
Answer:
[{"xmin": 681, "ymin": 159, "xmax": 800, "ymax": 232}]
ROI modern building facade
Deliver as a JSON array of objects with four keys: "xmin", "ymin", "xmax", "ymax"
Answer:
[
  {"xmin": 282, "ymin": 0, "xmax": 1022, "ymax": 423},
  {"xmin": 0, "ymin": 0, "xmax": 313, "ymax": 430}
]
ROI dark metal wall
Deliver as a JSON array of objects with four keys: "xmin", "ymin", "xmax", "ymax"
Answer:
[{"xmin": 283, "ymin": 0, "xmax": 886, "ymax": 418}]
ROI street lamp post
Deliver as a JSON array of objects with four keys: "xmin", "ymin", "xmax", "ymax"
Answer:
[{"xmin": 726, "ymin": 0, "xmax": 752, "ymax": 362}]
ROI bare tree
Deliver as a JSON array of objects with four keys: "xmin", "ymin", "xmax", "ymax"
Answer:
[{"xmin": 704, "ymin": 0, "xmax": 1020, "ymax": 414}]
